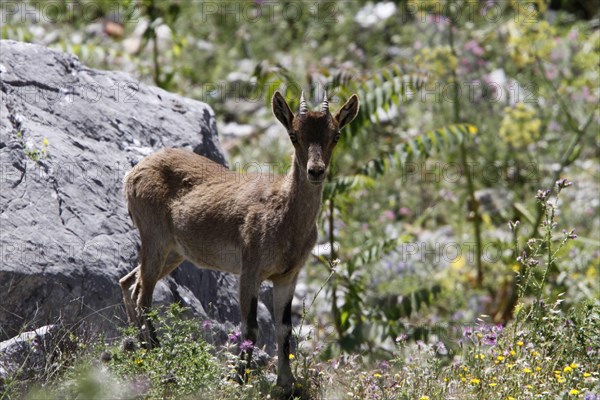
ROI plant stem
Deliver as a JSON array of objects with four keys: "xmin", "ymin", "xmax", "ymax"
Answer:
[
  {"xmin": 449, "ymin": 17, "xmax": 484, "ymax": 286},
  {"xmin": 147, "ymin": 0, "xmax": 161, "ymax": 87},
  {"xmin": 526, "ymin": 60, "xmax": 595, "ymax": 240},
  {"xmin": 329, "ymin": 194, "xmax": 344, "ymax": 341},
  {"xmin": 500, "ymin": 62, "xmax": 596, "ymax": 321}
]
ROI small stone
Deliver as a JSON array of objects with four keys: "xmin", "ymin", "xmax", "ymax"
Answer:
[
  {"xmin": 99, "ymin": 351, "xmax": 112, "ymax": 363},
  {"xmin": 121, "ymin": 337, "xmax": 136, "ymax": 352}
]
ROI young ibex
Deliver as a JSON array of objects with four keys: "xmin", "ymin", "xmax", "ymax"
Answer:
[{"xmin": 120, "ymin": 90, "xmax": 359, "ymax": 389}]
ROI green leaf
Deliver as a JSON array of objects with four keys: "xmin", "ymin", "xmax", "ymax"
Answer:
[{"xmin": 514, "ymin": 202, "xmax": 537, "ymax": 225}]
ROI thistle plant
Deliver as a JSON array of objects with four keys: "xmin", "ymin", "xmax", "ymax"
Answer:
[{"xmin": 512, "ymin": 179, "xmax": 577, "ymax": 322}]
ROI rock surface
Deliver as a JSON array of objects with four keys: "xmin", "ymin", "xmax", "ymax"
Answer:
[
  {"xmin": 0, "ymin": 40, "xmax": 275, "ymax": 353},
  {"xmin": 0, "ymin": 325, "xmax": 60, "ymax": 383}
]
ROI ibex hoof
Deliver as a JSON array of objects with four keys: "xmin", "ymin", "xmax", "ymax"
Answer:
[
  {"xmin": 272, "ymin": 381, "xmax": 304, "ymax": 400},
  {"xmin": 234, "ymin": 359, "xmax": 253, "ymax": 385},
  {"xmin": 138, "ymin": 324, "xmax": 160, "ymax": 349}
]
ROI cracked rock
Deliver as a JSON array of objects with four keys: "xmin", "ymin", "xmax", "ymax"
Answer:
[{"xmin": 0, "ymin": 41, "xmax": 275, "ymax": 354}]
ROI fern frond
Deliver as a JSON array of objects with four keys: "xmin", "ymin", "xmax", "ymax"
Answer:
[
  {"xmin": 358, "ymin": 123, "xmax": 478, "ymax": 179},
  {"xmin": 346, "ymin": 237, "xmax": 405, "ymax": 276},
  {"xmin": 323, "ymin": 174, "xmax": 375, "ymax": 200}
]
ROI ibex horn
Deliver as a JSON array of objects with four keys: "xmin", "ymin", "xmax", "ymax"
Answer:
[
  {"xmin": 322, "ymin": 90, "xmax": 329, "ymax": 113},
  {"xmin": 299, "ymin": 91, "xmax": 308, "ymax": 115}
]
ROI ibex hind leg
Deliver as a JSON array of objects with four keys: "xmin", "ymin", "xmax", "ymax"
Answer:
[
  {"xmin": 135, "ymin": 242, "xmax": 171, "ymax": 349},
  {"xmin": 121, "ymin": 249, "xmax": 184, "ymax": 348},
  {"xmin": 119, "ymin": 266, "xmax": 140, "ymax": 325}
]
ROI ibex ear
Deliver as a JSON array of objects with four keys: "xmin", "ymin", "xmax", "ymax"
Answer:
[
  {"xmin": 272, "ymin": 91, "xmax": 294, "ymax": 132},
  {"xmin": 334, "ymin": 94, "xmax": 360, "ymax": 130}
]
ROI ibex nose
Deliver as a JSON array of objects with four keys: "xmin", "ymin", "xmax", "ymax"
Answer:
[{"xmin": 308, "ymin": 166, "xmax": 325, "ymax": 179}]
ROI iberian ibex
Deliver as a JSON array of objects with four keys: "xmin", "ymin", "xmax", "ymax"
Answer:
[{"xmin": 120, "ymin": 90, "xmax": 359, "ymax": 390}]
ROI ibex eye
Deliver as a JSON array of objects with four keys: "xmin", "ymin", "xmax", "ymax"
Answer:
[
  {"xmin": 289, "ymin": 133, "xmax": 298, "ymax": 143},
  {"xmin": 333, "ymin": 133, "xmax": 341, "ymax": 142}
]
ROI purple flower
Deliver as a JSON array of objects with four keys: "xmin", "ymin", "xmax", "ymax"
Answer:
[
  {"xmin": 435, "ymin": 341, "xmax": 448, "ymax": 355},
  {"xmin": 398, "ymin": 207, "xmax": 412, "ymax": 217},
  {"xmin": 382, "ymin": 210, "xmax": 396, "ymax": 221},
  {"xmin": 379, "ymin": 360, "xmax": 390, "ymax": 371},
  {"xmin": 395, "ymin": 333, "xmax": 408, "ymax": 343},
  {"xmin": 556, "ymin": 178, "xmax": 572, "ymax": 191},
  {"xmin": 464, "ymin": 40, "xmax": 484, "ymax": 56},
  {"xmin": 228, "ymin": 331, "xmax": 241, "ymax": 343},
  {"xmin": 583, "ymin": 393, "xmax": 597, "ymax": 400},
  {"xmin": 240, "ymin": 339, "xmax": 254, "ymax": 352},
  {"xmin": 202, "ymin": 320, "xmax": 213, "ymax": 330},
  {"xmin": 483, "ymin": 333, "xmax": 497, "ymax": 346},
  {"xmin": 536, "ymin": 189, "xmax": 551, "ymax": 201},
  {"xmin": 463, "ymin": 326, "xmax": 474, "ymax": 338},
  {"xmin": 492, "ymin": 324, "xmax": 504, "ymax": 335}
]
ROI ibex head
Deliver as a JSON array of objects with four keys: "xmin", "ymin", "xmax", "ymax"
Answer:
[{"xmin": 272, "ymin": 90, "xmax": 360, "ymax": 185}]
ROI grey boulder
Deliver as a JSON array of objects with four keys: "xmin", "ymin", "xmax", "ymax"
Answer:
[{"xmin": 0, "ymin": 40, "xmax": 275, "ymax": 353}]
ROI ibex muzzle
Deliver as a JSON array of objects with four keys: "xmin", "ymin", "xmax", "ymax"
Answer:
[{"xmin": 121, "ymin": 90, "xmax": 359, "ymax": 393}]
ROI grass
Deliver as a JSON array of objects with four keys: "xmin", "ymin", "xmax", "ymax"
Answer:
[
  {"xmin": 3, "ymin": 297, "xmax": 598, "ymax": 400},
  {"xmin": 2, "ymin": 184, "xmax": 598, "ymax": 399}
]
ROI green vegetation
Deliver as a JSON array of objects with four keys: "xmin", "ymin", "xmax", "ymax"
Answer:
[
  {"xmin": 2, "ymin": 0, "xmax": 598, "ymax": 398},
  {"xmin": 15, "ymin": 131, "xmax": 49, "ymax": 163}
]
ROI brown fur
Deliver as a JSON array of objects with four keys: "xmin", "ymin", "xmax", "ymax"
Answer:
[{"xmin": 120, "ymin": 91, "xmax": 359, "ymax": 390}]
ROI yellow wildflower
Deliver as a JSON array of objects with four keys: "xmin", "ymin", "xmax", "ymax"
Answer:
[
  {"xmin": 570, "ymin": 363, "xmax": 578, "ymax": 369},
  {"xmin": 557, "ymin": 377, "xmax": 566, "ymax": 383},
  {"xmin": 374, "ymin": 373, "xmax": 382, "ymax": 379},
  {"xmin": 489, "ymin": 383, "xmax": 497, "ymax": 387},
  {"xmin": 289, "ymin": 354, "xmax": 295, "ymax": 360},
  {"xmin": 523, "ymin": 368, "xmax": 532, "ymax": 373},
  {"xmin": 535, "ymin": 367, "xmax": 542, "ymax": 371},
  {"xmin": 414, "ymin": 46, "xmax": 458, "ymax": 79},
  {"xmin": 420, "ymin": 396, "xmax": 430, "ymax": 400},
  {"xmin": 43, "ymin": 137, "xmax": 49, "ymax": 147},
  {"xmin": 497, "ymin": 355, "xmax": 505, "ymax": 361},
  {"xmin": 510, "ymin": 350, "xmax": 516, "ymax": 356},
  {"xmin": 470, "ymin": 378, "xmax": 480, "ymax": 385},
  {"xmin": 583, "ymin": 372, "xmax": 591, "ymax": 378},
  {"xmin": 517, "ymin": 341, "xmax": 524, "ymax": 346},
  {"xmin": 569, "ymin": 389, "xmax": 580, "ymax": 395},
  {"xmin": 475, "ymin": 354, "xmax": 485, "ymax": 360},
  {"xmin": 564, "ymin": 366, "xmax": 573, "ymax": 373},
  {"xmin": 499, "ymin": 103, "xmax": 542, "ymax": 147}
]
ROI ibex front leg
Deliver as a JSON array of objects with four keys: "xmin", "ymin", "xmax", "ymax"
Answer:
[
  {"xmin": 238, "ymin": 266, "xmax": 261, "ymax": 382},
  {"xmin": 273, "ymin": 275, "xmax": 298, "ymax": 390}
]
